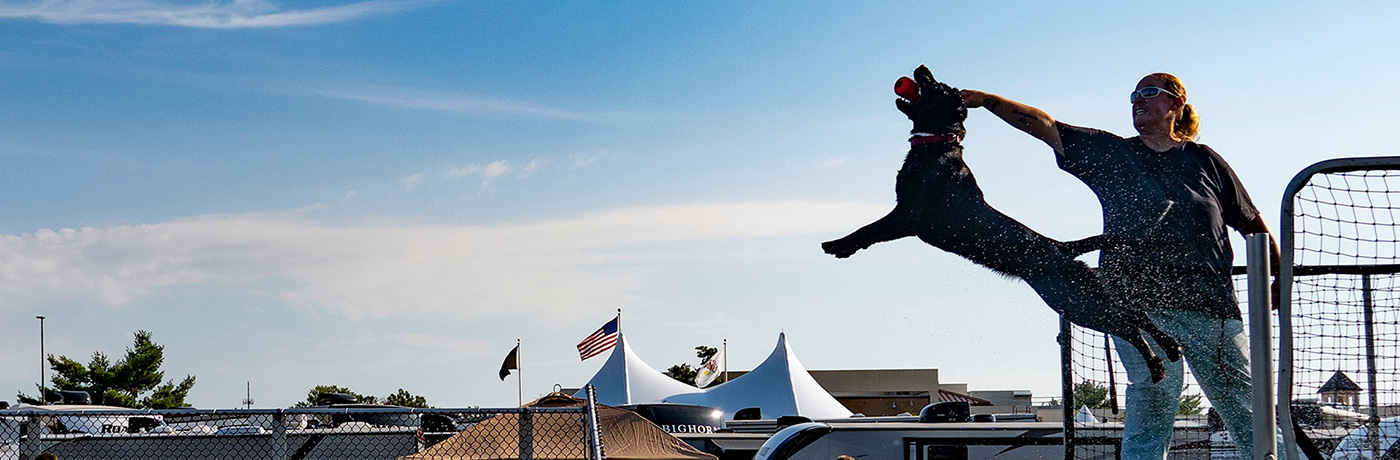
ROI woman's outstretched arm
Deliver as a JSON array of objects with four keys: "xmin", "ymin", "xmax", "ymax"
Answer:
[{"xmin": 960, "ymin": 90, "xmax": 1063, "ymax": 153}]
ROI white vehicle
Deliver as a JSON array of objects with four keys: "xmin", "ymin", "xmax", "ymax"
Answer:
[
  {"xmin": 0, "ymin": 403, "xmax": 168, "ymax": 436},
  {"xmin": 753, "ymin": 420, "xmax": 1211, "ymax": 460},
  {"xmin": 214, "ymin": 425, "xmax": 268, "ymax": 436}
]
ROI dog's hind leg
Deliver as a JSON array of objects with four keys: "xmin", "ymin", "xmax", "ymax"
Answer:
[
  {"xmin": 823, "ymin": 208, "xmax": 918, "ymax": 258},
  {"xmin": 1015, "ymin": 254, "xmax": 1175, "ymax": 383},
  {"xmin": 1056, "ymin": 235, "xmax": 1109, "ymax": 258}
]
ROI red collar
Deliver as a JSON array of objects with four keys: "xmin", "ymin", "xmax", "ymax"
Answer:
[{"xmin": 909, "ymin": 133, "xmax": 962, "ymax": 146}]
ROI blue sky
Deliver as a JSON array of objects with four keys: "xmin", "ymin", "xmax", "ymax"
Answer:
[{"xmin": 2, "ymin": 1, "xmax": 1398, "ymax": 409}]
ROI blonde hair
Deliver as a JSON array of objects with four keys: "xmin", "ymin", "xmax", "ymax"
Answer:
[{"xmin": 1145, "ymin": 72, "xmax": 1198, "ymax": 141}]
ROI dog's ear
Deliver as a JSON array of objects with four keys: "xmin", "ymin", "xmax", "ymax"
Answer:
[{"xmin": 914, "ymin": 65, "xmax": 937, "ymax": 85}]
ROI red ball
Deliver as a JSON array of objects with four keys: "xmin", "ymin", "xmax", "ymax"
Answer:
[{"xmin": 894, "ymin": 76, "xmax": 919, "ymax": 102}]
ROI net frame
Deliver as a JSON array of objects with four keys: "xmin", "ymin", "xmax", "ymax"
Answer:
[{"xmin": 1279, "ymin": 156, "xmax": 1400, "ymax": 460}]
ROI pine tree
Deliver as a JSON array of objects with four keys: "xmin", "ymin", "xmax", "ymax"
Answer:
[{"xmin": 17, "ymin": 330, "xmax": 196, "ymax": 408}]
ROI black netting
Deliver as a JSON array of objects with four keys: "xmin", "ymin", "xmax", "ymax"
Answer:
[
  {"xmin": 1287, "ymin": 169, "xmax": 1400, "ymax": 459},
  {"xmin": 1064, "ymin": 165, "xmax": 1400, "ymax": 459}
]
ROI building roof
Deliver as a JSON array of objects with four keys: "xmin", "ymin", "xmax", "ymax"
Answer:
[
  {"xmin": 937, "ymin": 389, "xmax": 993, "ymax": 406},
  {"xmin": 1319, "ymin": 371, "xmax": 1363, "ymax": 393}
]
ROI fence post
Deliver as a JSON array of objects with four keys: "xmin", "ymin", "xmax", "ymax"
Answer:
[
  {"xmin": 1059, "ymin": 316, "xmax": 1075, "ymax": 460},
  {"xmin": 1247, "ymin": 233, "xmax": 1278, "ymax": 460},
  {"xmin": 584, "ymin": 384, "xmax": 605, "ymax": 460},
  {"xmin": 519, "ymin": 408, "xmax": 534, "ymax": 460},
  {"xmin": 21, "ymin": 414, "xmax": 43, "ymax": 460},
  {"xmin": 271, "ymin": 411, "xmax": 290, "ymax": 460}
]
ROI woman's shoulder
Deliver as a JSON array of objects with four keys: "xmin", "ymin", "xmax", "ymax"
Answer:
[
  {"xmin": 1056, "ymin": 122, "xmax": 1131, "ymax": 154},
  {"xmin": 1182, "ymin": 140, "xmax": 1229, "ymax": 163},
  {"xmin": 1179, "ymin": 140, "xmax": 1244, "ymax": 178}
]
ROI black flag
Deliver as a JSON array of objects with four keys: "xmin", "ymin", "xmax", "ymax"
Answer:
[{"xmin": 499, "ymin": 345, "xmax": 519, "ymax": 380}]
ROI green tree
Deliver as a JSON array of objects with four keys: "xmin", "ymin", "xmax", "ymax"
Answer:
[
  {"xmin": 1072, "ymin": 380, "xmax": 1112, "ymax": 409},
  {"xmin": 664, "ymin": 364, "xmax": 697, "ymax": 385},
  {"xmin": 1178, "ymin": 392, "xmax": 1204, "ymax": 415},
  {"xmin": 294, "ymin": 385, "xmax": 431, "ymax": 408},
  {"xmin": 16, "ymin": 331, "xmax": 196, "ymax": 409},
  {"xmin": 294, "ymin": 385, "xmax": 378, "ymax": 407},
  {"xmin": 384, "ymin": 388, "xmax": 430, "ymax": 408},
  {"xmin": 1071, "ymin": 381, "xmax": 1205, "ymax": 415},
  {"xmin": 665, "ymin": 345, "xmax": 720, "ymax": 386}
]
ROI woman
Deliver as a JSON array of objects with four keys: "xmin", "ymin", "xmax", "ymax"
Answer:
[{"xmin": 959, "ymin": 74, "xmax": 1280, "ymax": 460}]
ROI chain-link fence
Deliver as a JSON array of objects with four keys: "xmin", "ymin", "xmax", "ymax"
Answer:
[{"xmin": 1, "ymin": 405, "xmax": 599, "ymax": 460}]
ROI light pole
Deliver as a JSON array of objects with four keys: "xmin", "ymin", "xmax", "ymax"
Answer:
[{"xmin": 36, "ymin": 315, "xmax": 45, "ymax": 405}]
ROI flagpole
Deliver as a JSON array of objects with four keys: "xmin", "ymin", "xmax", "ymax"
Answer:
[
  {"xmin": 616, "ymin": 308, "xmax": 622, "ymax": 336},
  {"xmin": 722, "ymin": 338, "xmax": 728, "ymax": 384},
  {"xmin": 517, "ymin": 339, "xmax": 523, "ymax": 407}
]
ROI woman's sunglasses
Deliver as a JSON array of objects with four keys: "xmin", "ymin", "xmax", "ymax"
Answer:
[{"xmin": 1130, "ymin": 86, "xmax": 1180, "ymax": 103}]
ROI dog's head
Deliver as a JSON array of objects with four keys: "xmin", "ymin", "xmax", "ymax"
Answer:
[{"xmin": 896, "ymin": 65, "xmax": 967, "ymax": 138}]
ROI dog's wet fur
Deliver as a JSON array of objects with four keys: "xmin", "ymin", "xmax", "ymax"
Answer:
[{"xmin": 822, "ymin": 66, "xmax": 1181, "ymax": 382}]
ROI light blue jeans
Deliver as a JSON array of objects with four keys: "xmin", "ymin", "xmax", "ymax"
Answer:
[{"xmin": 1112, "ymin": 309, "xmax": 1283, "ymax": 460}]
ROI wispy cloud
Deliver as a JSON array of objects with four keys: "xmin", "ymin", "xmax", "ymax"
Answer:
[
  {"xmin": 445, "ymin": 160, "xmax": 516, "ymax": 191},
  {"xmin": 310, "ymin": 86, "xmax": 621, "ymax": 122},
  {"xmin": 0, "ymin": 0, "xmax": 422, "ymax": 28},
  {"xmin": 0, "ymin": 201, "xmax": 884, "ymax": 320},
  {"xmin": 443, "ymin": 159, "xmax": 547, "ymax": 191}
]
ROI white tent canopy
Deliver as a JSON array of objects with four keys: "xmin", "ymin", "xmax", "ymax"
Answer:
[
  {"xmin": 576, "ymin": 332, "xmax": 852, "ymax": 421},
  {"xmin": 574, "ymin": 334, "xmax": 702, "ymax": 406}
]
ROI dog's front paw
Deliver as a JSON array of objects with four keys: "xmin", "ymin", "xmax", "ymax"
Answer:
[{"xmin": 822, "ymin": 239, "xmax": 860, "ymax": 258}]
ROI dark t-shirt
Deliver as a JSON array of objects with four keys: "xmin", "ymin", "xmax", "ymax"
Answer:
[{"xmin": 1055, "ymin": 122, "xmax": 1259, "ymax": 319}]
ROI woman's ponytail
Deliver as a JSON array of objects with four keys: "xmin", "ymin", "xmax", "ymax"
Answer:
[{"xmin": 1176, "ymin": 102, "xmax": 1199, "ymax": 141}]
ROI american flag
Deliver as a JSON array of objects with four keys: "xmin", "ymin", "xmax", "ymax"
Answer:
[{"xmin": 576, "ymin": 317, "xmax": 620, "ymax": 361}]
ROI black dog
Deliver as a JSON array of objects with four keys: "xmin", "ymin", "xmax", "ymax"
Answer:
[{"xmin": 822, "ymin": 66, "xmax": 1181, "ymax": 382}]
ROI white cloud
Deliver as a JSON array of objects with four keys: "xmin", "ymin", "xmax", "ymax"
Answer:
[
  {"xmin": 0, "ymin": 0, "xmax": 422, "ymax": 28},
  {"xmin": 445, "ymin": 160, "xmax": 521, "ymax": 191},
  {"xmin": 571, "ymin": 152, "xmax": 603, "ymax": 167},
  {"xmin": 0, "ymin": 201, "xmax": 884, "ymax": 321},
  {"xmin": 313, "ymin": 86, "xmax": 600, "ymax": 121},
  {"xmin": 445, "ymin": 160, "xmax": 512, "ymax": 180}
]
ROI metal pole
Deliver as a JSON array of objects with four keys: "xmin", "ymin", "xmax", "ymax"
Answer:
[
  {"xmin": 723, "ymin": 338, "xmax": 728, "ymax": 384},
  {"xmin": 1060, "ymin": 316, "xmax": 1075, "ymax": 460},
  {"xmin": 36, "ymin": 315, "xmax": 45, "ymax": 404},
  {"xmin": 519, "ymin": 408, "xmax": 533, "ymax": 460},
  {"xmin": 1363, "ymin": 274, "xmax": 1381, "ymax": 458},
  {"xmin": 518, "ymin": 339, "xmax": 523, "ymax": 408},
  {"xmin": 584, "ymin": 384, "xmax": 604, "ymax": 460},
  {"xmin": 1248, "ymin": 233, "xmax": 1278, "ymax": 460}
]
